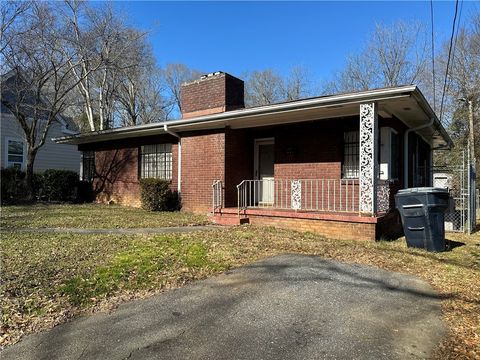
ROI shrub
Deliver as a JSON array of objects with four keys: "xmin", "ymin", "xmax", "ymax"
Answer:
[
  {"xmin": 32, "ymin": 172, "xmax": 44, "ymax": 198},
  {"xmin": 76, "ymin": 180, "xmax": 95, "ymax": 203},
  {"xmin": 1, "ymin": 167, "xmax": 28, "ymax": 204},
  {"xmin": 41, "ymin": 169, "xmax": 79, "ymax": 202},
  {"xmin": 1, "ymin": 168, "xmax": 88, "ymax": 204},
  {"xmin": 140, "ymin": 178, "xmax": 181, "ymax": 211}
]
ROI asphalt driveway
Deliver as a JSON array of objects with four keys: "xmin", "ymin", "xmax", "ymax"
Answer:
[{"xmin": 1, "ymin": 254, "xmax": 445, "ymax": 360}]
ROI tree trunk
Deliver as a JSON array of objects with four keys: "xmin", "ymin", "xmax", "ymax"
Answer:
[
  {"xmin": 84, "ymin": 102, "xmax": 95, "ymax": 131},
  {"xmin": 25, "ymin": 148, "xmax": 37, "ymax": 202}
]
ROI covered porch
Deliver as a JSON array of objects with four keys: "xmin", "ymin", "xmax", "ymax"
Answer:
[
  {"xmin": 212, "ymin": 177, "xmax": 400, "ymax": 241},
  {"xmin": 211, "ymin": 101, "xmax": 431, "ymax": 240}
]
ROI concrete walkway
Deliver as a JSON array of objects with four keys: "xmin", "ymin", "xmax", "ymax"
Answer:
[
  {"xmin": 1, "ymin": 254, "xmax": 445, "ymax": 360},
  {"xmin": 6, "ymin": 225, "xmax": 218, "ymax": 234}
]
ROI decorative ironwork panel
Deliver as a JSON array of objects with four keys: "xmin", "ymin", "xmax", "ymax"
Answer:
[
  {"xmin": 291, "ymin": 180, "xmax": 302, "ymax": 210},
  {"xmin": 359, "ymin": 103, "xmax": 378, "ymax": 214},
  {"xmin": 377, "ymin": 181, "xmax": 391, "ymax": 213}
]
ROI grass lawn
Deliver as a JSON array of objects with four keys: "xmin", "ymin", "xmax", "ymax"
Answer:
[
  {"xmin": 0, "ymin": 203, "xmax": 209, "ymax": 229},
  {"xmin": 0, "ymin": 205, "xmax": 479, "ymax": 358}
]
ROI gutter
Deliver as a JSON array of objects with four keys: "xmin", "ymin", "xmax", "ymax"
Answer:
[
  {"xmin": 163, "ymin": 124, "xmax": 182, "ymax": 193},
  {"xmin": 410, "ymin": 89, "xmax": 453, "ymax": 149},
  {"xmin": 55, "ymin": 86, "xmax": 419, "ymax": 144},
  {"xmin": 403, "ymin": 117, "xmax": 434, "ymax": 187}
]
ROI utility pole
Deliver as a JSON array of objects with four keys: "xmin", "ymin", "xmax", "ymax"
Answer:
[
  {"xmin": 459, "ymin": 97, "xmax": 476, "ymax": 171},
  {"xmin": 467, "ymin": 99, "xmax": 476, "ymax": 172},
  {"xmin": 462, "ymin": 98, "xmax": 477, "ymax": 233},
  {"xmin": 458, "ymin": 97, "xmax": 476, "ymax": 232}
]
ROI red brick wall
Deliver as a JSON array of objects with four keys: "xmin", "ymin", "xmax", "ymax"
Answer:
[
  {"xmin": 180, "ymin": 131, "xmax": 226, "ymax": 212},
  {"xmin": 94, "ymin": 147, "xmax": 141, "ymax": 207},
  {"xmin": 78, "ymin": 115, "xmax": 409, "ymax": 214},
  {"xmin": 247, "ymin": 215, "xmax": 377, "ymax": 241},
  {"xmin": 224, "ymin": 119, "xmax": 348, "ymax": 198},
  {"xmin": 80, "ymin": 130, "xmax": 227, "ymax": 212},
  {"xmin": 224, "ymin": 128, "xmax": 252, "ymax": 207},
  {"xmin": 219, "ymin": 119, "xmax": 356, "ymax": 210},
  {"xmin": 181, "ymin": 72, "xmax": 244, "ymax": 119},
  {"xmin": 218, "ymin": 118, "xmax": 407, "ymax": 212},
  {"xmin": 80, "ymin": 135, "xmax": 179, "ymax": 207},
  {"xmin": 213, "ymin": 209, "xmax": 401, "ymax": 241},
  {"xmin": 274, "ymin": 120, "xmax": 344, "ymax": 180}
]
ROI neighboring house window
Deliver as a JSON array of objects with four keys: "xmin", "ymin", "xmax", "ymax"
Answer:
[
  {"xmin": 6, "ymin": 138, "xmax": 25, "ymax": 169},
  {"xmin": 81, "ymin": 151, "xmax": 95, "ymax": 181},
  {"xmin": 140, "ymin": 144, "xmax": 172, "ymax": 180},
  {"xmin": 342, "ymin": 131, "xmax": 359, "ymax": 179}
]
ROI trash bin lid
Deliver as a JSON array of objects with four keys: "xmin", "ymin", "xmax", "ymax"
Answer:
[{"xmin": 397, "ymin": 187, "xmax": 449, "ymax": 194}]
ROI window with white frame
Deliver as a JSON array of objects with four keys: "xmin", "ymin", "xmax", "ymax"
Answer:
[
  {"xmin": 6, "ymin": 138, "xmax": 25, "ymax": 169},
  {"xmin": 140, "ymin": 144, "xmax": 172, "ymax": 179},
  {"xmin": 342, "ymin": 131, "xmax": 359, "ymax": 179},
  {"xmin": 81, "ymin": 151, "xmax": 95, "ymax": 181}
]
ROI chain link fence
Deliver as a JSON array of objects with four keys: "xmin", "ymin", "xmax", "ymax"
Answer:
[{"xmin": 432, "ymin": 151, "xmax": 476, "ymax": 233}]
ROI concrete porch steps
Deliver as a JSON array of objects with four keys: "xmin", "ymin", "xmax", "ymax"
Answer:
[{"xmin": 211, "ymin": 211, "xmax": 250, "ymax": 226}]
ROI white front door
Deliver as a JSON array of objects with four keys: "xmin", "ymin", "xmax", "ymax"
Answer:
[{"xmin": 254, "ymin": 139, "xmax": 274, "ymax": 205}]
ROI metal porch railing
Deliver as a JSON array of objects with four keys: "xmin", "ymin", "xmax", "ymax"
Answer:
[
  {"xmin": 236, "ymin": 179, "xmax": 393, "ymax": 215},
  {"xmin": 212, "ymin": 180, "xmax": 223, "ymax": 214},
  {"xmin": 237, "ymin": 179, "xmax": 361, "ymax": 214}
]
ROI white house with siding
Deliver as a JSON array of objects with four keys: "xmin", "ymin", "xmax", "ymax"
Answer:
[{"xmin": 1, "ymin": 102, "xmax": 80, "ymax": 173}]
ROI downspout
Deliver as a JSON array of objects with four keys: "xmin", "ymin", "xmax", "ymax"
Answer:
[
  {"xmin": 403, "ymin": 117, "xmax": 434, "ymax": 188},
  {"xmin": 164, "ymin": 124, "xmax": 181, "ymax": 193}
]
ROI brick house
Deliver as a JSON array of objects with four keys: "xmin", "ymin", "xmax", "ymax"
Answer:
[{"xmin": 57, "ymin": 72, "xmax": 452, "ymax": 240}]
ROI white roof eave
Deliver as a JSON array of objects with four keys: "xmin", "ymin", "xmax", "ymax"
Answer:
[{"xmin": 54, "ymin": 85, "xmax": 452, "ymax": 148}]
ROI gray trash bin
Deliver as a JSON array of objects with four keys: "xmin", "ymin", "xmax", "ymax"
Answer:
[{"xmin": 395, "ymin": 187, "xmax": 449, "ymax": 252}]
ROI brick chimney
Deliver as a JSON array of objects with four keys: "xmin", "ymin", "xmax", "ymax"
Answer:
[{"xmin": 180, "ymin": 71, "xmax": 244, "ymax": 119}]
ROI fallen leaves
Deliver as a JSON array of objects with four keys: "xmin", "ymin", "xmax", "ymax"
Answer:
[{"xmin": 0, "ymin": 209, "xmax": 479, "ymax": 358}]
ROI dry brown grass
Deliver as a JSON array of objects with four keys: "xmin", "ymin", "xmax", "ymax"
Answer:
[
  {"xmin": 0, "ymin": 203, "xmax": 208, "ymax": 229},
  {"xmin": 205, "ymin": 227, "xmax": 479, "ymax": 359},
  {"xmin": 1, "ymin": 221, "xmax": 478, "ymax": 358}
]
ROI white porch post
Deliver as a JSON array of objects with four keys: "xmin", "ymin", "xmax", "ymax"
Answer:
[{"xmin": 359, "ymin": 102, "xmax": 378, "ymax": 215}]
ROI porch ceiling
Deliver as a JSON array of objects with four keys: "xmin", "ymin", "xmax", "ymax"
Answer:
[{"xmin": 379, "ymin": 95, "xmax": 448, "ymax": 149}]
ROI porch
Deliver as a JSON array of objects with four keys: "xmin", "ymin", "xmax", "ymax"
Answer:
[
  {"xmin": 211, "ymin": 178, "xmax": 402, "ymax": 241},
  {"xmin": 209, "ymin": 101, "xmax": 431, "ymax": 240}
]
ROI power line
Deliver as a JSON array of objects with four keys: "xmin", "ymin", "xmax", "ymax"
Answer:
[
  {"xmin": 444, "ymin": 0, "xmax": 464, "ymax": 105},
  {"xmin": 454, "ymin": 0, "xmax": 464, "ymax": 54},
  {"xmin": 439, "ymin": 0, "xmax": 460, "ymax": 123},
  {"xmin": 430, "ymin": 0, "xmax": 436, "ymax": 111}
]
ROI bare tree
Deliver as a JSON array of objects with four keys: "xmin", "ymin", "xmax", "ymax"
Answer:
[
  {"xmin": 136, "ymin": 68, "xmax": 169, "ymax": 124},
  {"xmin": 162, "ymin": 63, "xmax": 202, "ymax": 118},
  {"xmin": 61, "ymin": 1, "xmax": 148, "ymax": 131},
  {"xmin": 0, "ymin": 2, "xmax": 92, "ymax": 198},
  {"xmin": 438, "ymin": 11, "xmax": 480, "ymax": 166},
  {"xmin": 244, "ymin": 69, "xmax": 284, "ymax": 107},
  {"xmin": 324, "ymin": 21, "xmax": 429, "ymax": 93},
  {"xmin": 0, "ymin": 0, "xmax": 31, "ymax": 54},
  {"xmin": 283, "ymin": 65, "xmax": 313, "ymax": 101},
  {"xmin": 116, "ymin": 65, "xmax": 168, "ymax": 126},
  {"xmin": 60, "ymin": 0, "xmax": 101, "ymax": 131},
  {"xmin": 113, "ymin": 33, "xmax": 168, "ymax": 126},
  {"xmin": 446, "ymin": 15, "xmax": 480, "ymax": 105},
  {"xmin": 245, "ymin": 67, "xmax": 313, "ymax": 107}
]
